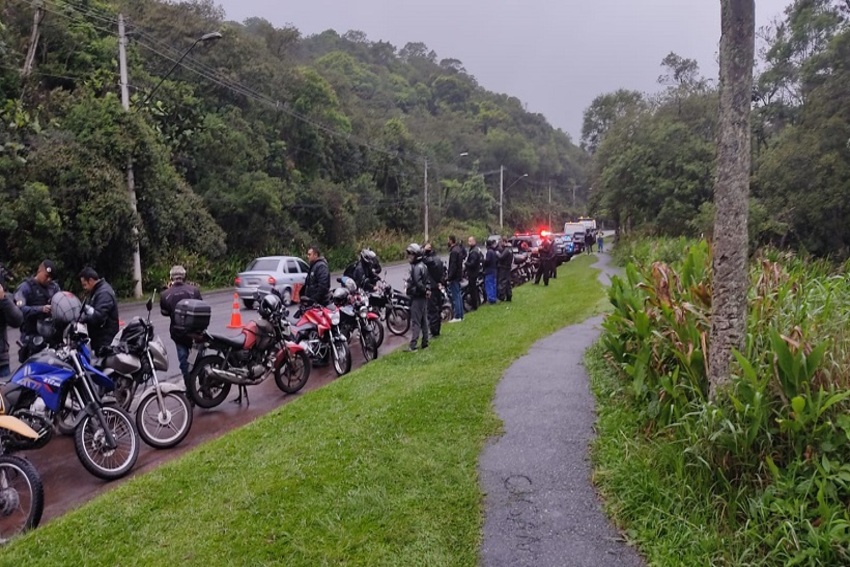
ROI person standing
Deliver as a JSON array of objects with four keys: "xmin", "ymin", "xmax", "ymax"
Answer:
[
  {"xmin": 446, "ymin": 235, "xmax": 464, "ymax": 322},
  {"xmin": 497, "ymin": 239, "xmax": 513, "ymax": 302},
  {"xmin": 79, "ymin": 267, "xmax": 120, "ymax": 352},
  {"xmin": 303, "ymin": 245, "xmax": 331, "ymax": 306},
  {"xmin": 0, "ymin": 282, "xmax": 23, "ymax": 379},
  {"xmin": 464, "ymin": 236, "xmax": 483, "ymax": 311},
  {"xmin": 534, "ymin": 236, "xmax": 554, "ymax": 286},
  {"xmin": 14, "ymin": 260, "xmax": 61, "ymax": 362},
  {"xmin": 405, "ymin": 244, "xmax": 430, "ymax": 351},
  {"xmin": 483, "ymin": 238, "xmax": 499, "ymax": 304},
  {"xmin": 422, "ymin": 243, "xmax": 445, "ymax": 338},
  {"xmin": 585, "ymin": 231, "xmax": 594, "ymax": 254},
  {"xmin": 597, "ymin": 232, "xmax": 605, "ymax": 253},
  {"xmin": 160, "ymin": 265, "xmax": 202, "ymax": 382}
]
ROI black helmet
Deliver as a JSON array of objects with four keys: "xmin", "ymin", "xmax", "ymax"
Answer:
[
  {"xmin": 258, "ymin": 293, "xmax": 282, "ymax": 320},
  {"xmin": 332, "ymin": 287, "xmax": 350, "ymax": 306}
]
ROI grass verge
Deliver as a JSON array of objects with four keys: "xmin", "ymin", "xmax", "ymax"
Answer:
[
  {"xmin": 6, "ymin": 255, "xmax": 605, "ymax": 566},
  {"xmin": 585, "ymin": 344, "xmax": 737, "ymax": 566}
]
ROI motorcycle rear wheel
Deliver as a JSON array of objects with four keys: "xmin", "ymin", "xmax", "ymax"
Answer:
[
  {"xmin": 386, "ymin": 307, "xmax": 410, "ymax": 336},
  {"xmin": 274, "ymin": 350, "xmax": 311, "ymax": 394},
  {"xmin": 0, "ymin": 455, "xmax": 43, "ymax": 543},
  {"xmin": 74, "ymin": 406, "xmax": 139, "ymax": 480},
  {"xmin": 135, "ymin": 390, "xmax": 193, "ymax": 449},
  {"xmin": 187, "ymin": 355, "xmax": 232, "ymax": 409},
  {"xmin": 368, "ymin": 319, "xmax": 384, "ymax": 349}
]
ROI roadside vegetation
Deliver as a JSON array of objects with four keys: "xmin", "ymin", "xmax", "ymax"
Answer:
[
  {"xmin": 3, "ymin": 256, "xmax": 604, "ymax": 566},
  {"xmin": 588, "ymin": 237, "xmax": 850, "ymax": 565}
]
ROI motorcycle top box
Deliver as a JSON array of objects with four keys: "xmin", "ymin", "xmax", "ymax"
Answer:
[{"xmin": 173, "ymin": 299, "xmax": 212, "ymax": 333}]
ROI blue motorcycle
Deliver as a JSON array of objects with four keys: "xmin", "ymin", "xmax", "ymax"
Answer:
[{"xmin": 2, "ymin": 309, "xmax": 140, "ymax": 481}]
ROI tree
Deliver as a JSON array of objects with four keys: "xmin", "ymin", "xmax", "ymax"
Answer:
[{"xmin": 709, "ymin": 0, "xmax": 755, "ymax": 399}]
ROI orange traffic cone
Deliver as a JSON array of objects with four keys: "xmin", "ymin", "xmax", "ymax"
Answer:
[
  {"xmin": 227, "ymin": 293, "xmax": 243, "ymax": 329},
  {"xmin": 292, "ymin": 283, "xmax": 302, "ymax": 303}
]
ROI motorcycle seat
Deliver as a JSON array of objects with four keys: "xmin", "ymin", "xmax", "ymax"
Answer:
[{"xmin": 205, "ymin": 332, "xmax": 245, "ymax": 350}]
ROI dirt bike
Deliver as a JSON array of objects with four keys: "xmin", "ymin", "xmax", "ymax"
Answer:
[
  {"xmin": 2, "ymin": 323, "xmax": 140, "ymax": 480},
  {"xmin": 0, "ymin": 411, "xmax": 44, "ymax": 543},
  {"xmin": 187, "ymin": 293, "xmax": 311, "ymax": 409},
  {"xmin": 98, "ymin": 293, "xmax": 193, "ymax": 449},
  {"xmin": 290, "ymin": 296, "xmax": 352, "ymax": 376}
]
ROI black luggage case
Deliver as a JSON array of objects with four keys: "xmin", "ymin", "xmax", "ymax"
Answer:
[{"xmin": 173, "ymin": 299, "xmax": 211, "ymax": 333}]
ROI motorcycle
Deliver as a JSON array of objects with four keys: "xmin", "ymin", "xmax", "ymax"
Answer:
[
  {"xmin": 0, "ymin": 411, "xmax": 44, "ymax": 543},
  {"xmin": 290, "ymin": 296, "xmax": 352, "ymax": 376},
  {"xmin": 2, "ymin": 321, "xmax": 140, "ymax": 480},
  {"xmin": 98, "ymin": 294, "xmax": 193, "ymax": 449},
  {"xmin": 333, "ymin": 280, "xmax": 381, "ymax": 362},
  {"xmin": 367, "ymin": 279, "xmax": 410, "ymax": 336},
  {"xmin": 187, "ymin": 292, "xmax": 311, "ymax": 409}
]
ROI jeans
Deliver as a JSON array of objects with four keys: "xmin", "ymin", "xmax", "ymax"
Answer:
[
  {"xmin": 484, "ymin": 273, "xmax": 497, "ymax": 303},
  {"xmin": 598, "ymin": 241, "xmax": 604, "ymax": 253},
  {"xmin": 176, "ymin": 343, "xmax": 191, "ymax": 381},
  {"xmin": 448, "ymin": 281, "xmax": 463, "ymax": 319}
]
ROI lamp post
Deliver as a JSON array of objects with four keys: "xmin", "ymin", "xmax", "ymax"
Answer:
[{"xmin": 500, "ymin": 169, "xmax": 528, "ymax": 230}]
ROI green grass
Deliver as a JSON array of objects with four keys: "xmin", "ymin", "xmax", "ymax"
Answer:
[
  {"xmin": 5, "ymin": 255, "xmax": 605, "ymax": 566},
  {"xmin": 585, "ymin": 344, "xmax": 742, "ymax": 566}
]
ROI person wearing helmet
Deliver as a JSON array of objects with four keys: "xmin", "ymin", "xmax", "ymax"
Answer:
[
  {"xmin": 14, "ymin": 259, "xmax": 61, "ymax": 363},
  {"xmin": 405, "ymin": 243, "xmax": 430, "ymax": 351},
  {"xmin": 422, "ymin": 242, "xmax": 445, "ymax": 338},
  {"xmin": 483, "ymin": 238, "xmax": 499, "ymax": 304},
  {"xmin": 352, "ymin": 249, "xmax": 381, "ymax": 293},
  {"xmin": 160, "ymin": 265, "xmax": 202, "ymax": 381}
]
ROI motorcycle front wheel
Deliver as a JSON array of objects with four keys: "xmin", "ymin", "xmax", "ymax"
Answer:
[
  {"xmin": 274, "ymin": 350, "xmax": 311, "ymax": 394},
  {"xmin": 186, "ymin": 355, "xmax": 232, "ymax": 409},
  {"xmin": 135, "ymin": 390, "xmax": 193, "ymax": 449},
  {"xmin": 332, "ymin": 339, "xmax": 352, "ymax": 376},
  {"xmin": 386, "ymin": 306, "xmax": 410, "ymax": 336},
  {"xmin": 0, "ymin": 455, "xmax": 43, "ymax": 543},
  {"xmin": 369, "ymin": 319, "xmax": 385, "ymax": 348},
  {"xmin": 360, "ymin": 331, "xmax": 378, "ymax": 362},
  {"xmin": 74, "ymin": 405, "xmax": 139, "ymax": 480}
]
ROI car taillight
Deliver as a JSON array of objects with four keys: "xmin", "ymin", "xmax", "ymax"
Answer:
[
  {"xmin": 268, "ymin": 276, "xmax": 276, "ymax": 285},
  {"xmin": 235, "ymin": 277, "xmax": 241, "ymax": 285}
]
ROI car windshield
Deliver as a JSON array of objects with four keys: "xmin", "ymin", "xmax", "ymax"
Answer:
[{"xmin": 246, "ymin": 259, "xmax": 280, "ymax": 272}]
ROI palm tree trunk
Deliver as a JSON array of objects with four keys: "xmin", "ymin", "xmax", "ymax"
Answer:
[{"xmin": 708, "ymin": 0, "xmax": 755, "ymax": 400}]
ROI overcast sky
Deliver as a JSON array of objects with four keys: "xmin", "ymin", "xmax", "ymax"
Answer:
[{"xmin": 215, "ymin": 0, "xmax": 790, "ymax": 142}]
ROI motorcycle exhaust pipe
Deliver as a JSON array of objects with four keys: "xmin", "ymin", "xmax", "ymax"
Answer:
[{"xmin": 207, "ymin": 366, "xmax": 267, "ymax": 386}]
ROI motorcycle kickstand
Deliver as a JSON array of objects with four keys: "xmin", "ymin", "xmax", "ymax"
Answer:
[{"xmin": 233, "ymin": 384, "xmax": 250, "ymax": 406}]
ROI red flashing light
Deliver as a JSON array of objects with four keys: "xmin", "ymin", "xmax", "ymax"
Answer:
[
  {"xmin": 235, "ymin": 277, "xmax": 241, "ymax": 285},
  {"xmin": 540, "ymin": 230, "xmax": 550, "ymax": 237}
]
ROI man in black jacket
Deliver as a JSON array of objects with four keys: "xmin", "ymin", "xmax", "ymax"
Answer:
[
  {"xmin": 0, "ymin": 283, "xmax": 23, "ymax": 379},
  {"xmin": 497, "ymin": 239, "xmax": 513, "ymax": 302},
  {"xmin": 534, "ymin": 237, "xmax": 555, "ymax": 286},
  {"xmin": 160, "ymin": 265, "xmax": 202, "ymax": 381},
  {"xmin": 303, "ymin": 245, "xmax": 331, "ymax": 306},
  {"xmin": 422, "ymin": 243, "xmax": 445, "ymax": 338},
  {"xmin": 464, "ymin": 237, "xmax": 483, "ymax": 311},
  {"xmin": 446, "ymin": 235, "xmax": 464, "ymax": 322},
  {"xmin": 15, "ymin": 259, "xmax": 61, "ymax": 362},
  {"xmin": 405, "ymin": 244, "xmax": 430, "ymax": 351},
  {"xmin": 79, "ymin": 267, "xmax": 120, "ymax": 352}
]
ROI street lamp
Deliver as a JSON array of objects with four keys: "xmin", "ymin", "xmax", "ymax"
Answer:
[
  {"xmin": 500, "ymin": 169, "xmax": 528, "ymax": 230},
  {"xmin": 140, "ymin": 31, "xmax": 223, "ymax": 106}
]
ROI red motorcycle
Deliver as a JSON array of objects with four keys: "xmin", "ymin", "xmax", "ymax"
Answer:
[
  {"xmin": 291, "ymin": 297, "xmax": 352, "ymax": 376},
  {"xmin": 187, "ymin": 293, "xmax": 311, "ymax": 408}
]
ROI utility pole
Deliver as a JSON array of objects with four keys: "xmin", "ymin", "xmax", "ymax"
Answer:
[
  {"xmin": 22, "ymin": 1, "xmax": 45, "ymax": 77},
  {"xmin": 424, "ymin": 158, "xmax": 429, "ymax": 242},
  {"xmin": 499, "ymin": 165, "xmax": 504, "ymax": 231},
  {"xmin": 119, "ymin": 14, "xmax": 143, "ymax": 298}
]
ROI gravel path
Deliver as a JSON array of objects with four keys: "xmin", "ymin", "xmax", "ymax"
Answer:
[{"xmin": 479, "ymin": 250, "xmax": 644, "ymax": 566}]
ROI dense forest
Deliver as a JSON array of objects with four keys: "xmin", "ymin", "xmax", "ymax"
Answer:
[
  {"xmin": 0, "ymin": 0, "xmax": 586, "ymax": 294},
  {"xmin": 586, "ymin": 0, "xmax": 850, "ymax": 259}
]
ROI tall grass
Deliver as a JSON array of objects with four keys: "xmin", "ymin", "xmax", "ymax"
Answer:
[{"xmin": 595, "ymin": 238, "xmax": 850, "ymax": 565}]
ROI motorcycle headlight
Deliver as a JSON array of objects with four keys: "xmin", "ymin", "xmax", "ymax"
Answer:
[{"xmin": 359, "ymin": 306, "xmax": 368, "ymax": 318}]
